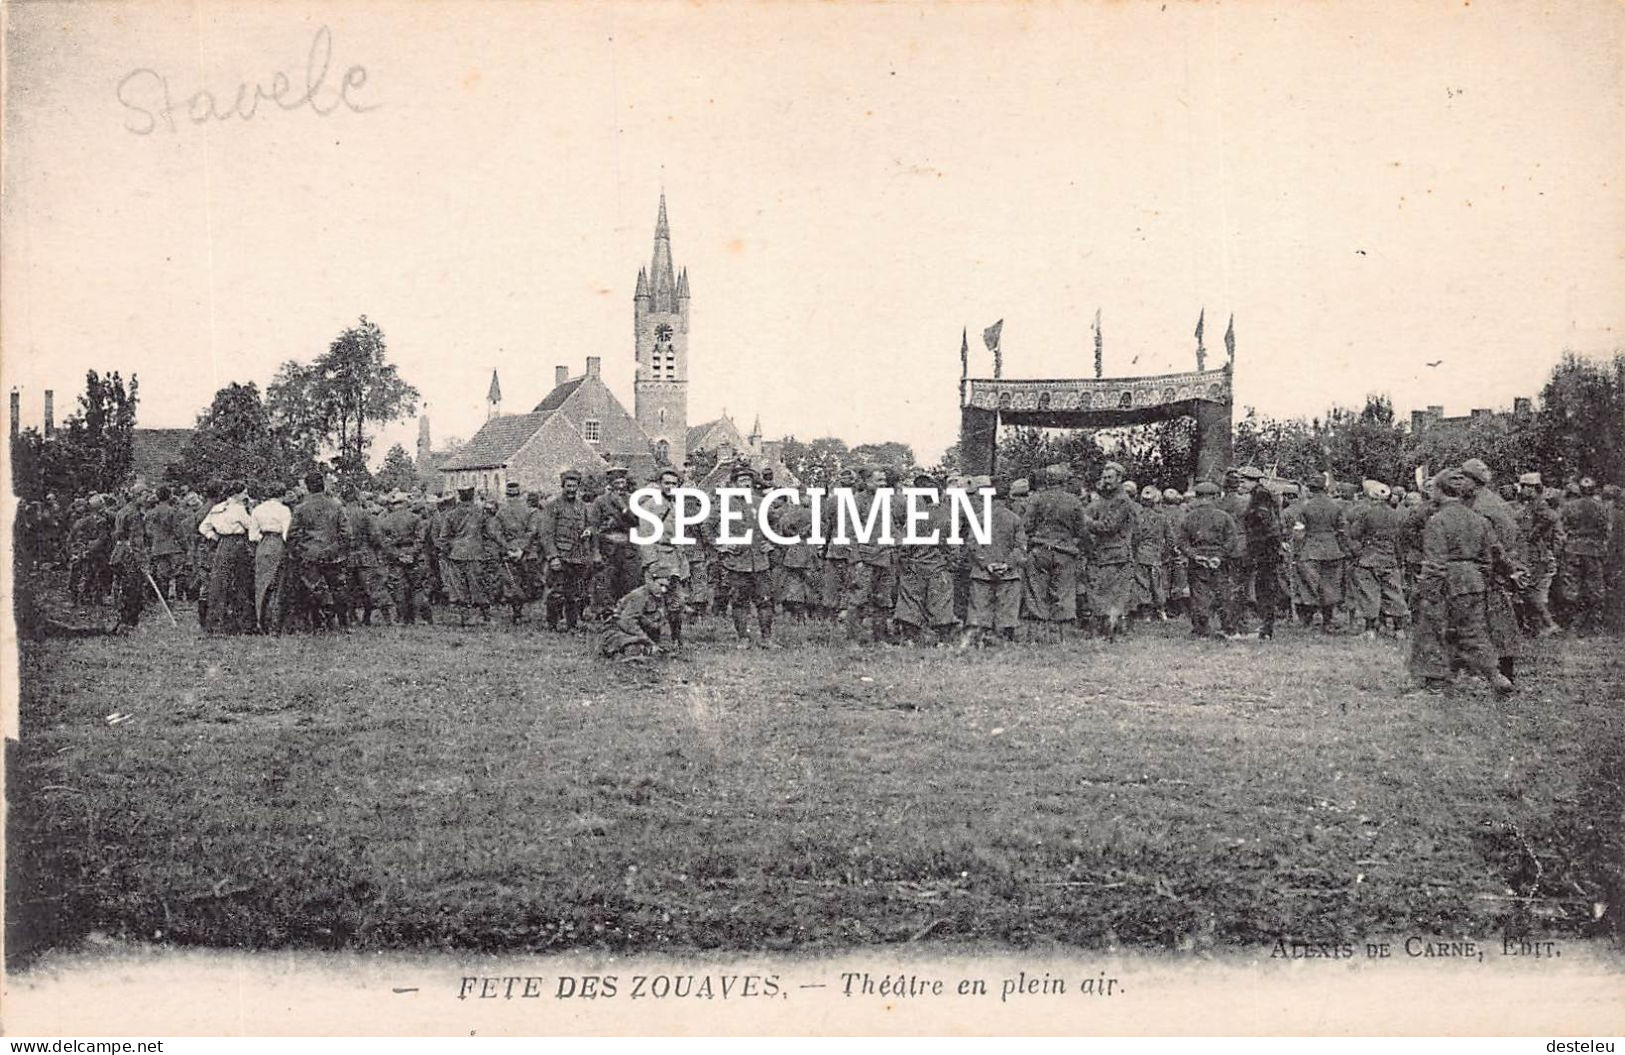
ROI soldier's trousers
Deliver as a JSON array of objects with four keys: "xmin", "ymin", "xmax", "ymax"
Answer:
[
  {"xmin": 894, "ymin": 564, "xmax": 955, "ymax": 630},
  {"xmin": 149, "ymin": 553, "xmax": 183, "ymax": 599},
  {"xmin": 1023, "ymin": 545, "xmax": 1078, "ymax": 622},
  {"xmin": 298, "ymin": 560, "xmax": 349, "ymax": 623},
  {"xmin": 1350, "ymin": 565, "xmax": 1407, "ymax": 621},
  {"xmin": 1186, "ymin": 562, "xmax": 1231, "ymax": 637},
  {"xmin": 598, "ymin": 541, "xmax": 642, "ymax": 606},
  {"xmin": 1298, "ymin": 558, "xmax": 1346, "ymax": 607},
  {"xmin": 1408, "ymin": 589, "xmax": 1497, "ymax": 681},
  {"xmin": 1561, "ymin": 553, "xmax": 1605, "ymax": 626},
  {"xmin": 968, "ymin": 576, "xmax": 1021, "ymax": 630},
  {"xmin": 843, "ymin": 562, "xmax": 896, "ymax": 621},
  {"xmin": 346, "ymin": 563, "xmax": 391, "ymax": 613},
  {"xmin": 385, "ymin": 560, "xmax": 432, "ymax": 621},
  {"xmin": 1133, "ymin": 560, "xmax": 1167, "ymax": 610},
  {"xmin": 443, "ymin": 558, "xmax": 490, "ymax": 609},
  {"xmin": 546, "ymin": 562, "xmax": 589, "ymax": 627}
]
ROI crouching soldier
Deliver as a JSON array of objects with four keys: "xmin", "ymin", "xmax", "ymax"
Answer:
[{"xmin": 601, "ymin": 572, "xmax": 674, "ymax": 659}]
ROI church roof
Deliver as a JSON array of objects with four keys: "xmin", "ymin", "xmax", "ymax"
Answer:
[
  {"xmin": 487, "ymin": 370, "xmax": 502, "ymax": 404},
  {"xmin": 531, "ymin": 378, "xmax": 585, "ymax": 413},
  {"xmin": 440, "ymin": 412, "xmax": 554, "ymax": 471},
  {"xmin": 686, "ymin": 415, "xmax": 745, "ymax": 452}
]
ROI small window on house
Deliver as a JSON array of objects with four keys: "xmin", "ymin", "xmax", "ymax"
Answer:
[
  {"xmin": 658, "ymin": 408, "xmax": 667, "ymax": 424},
  {"xmin": 583, "ymin": 419, "xmax": 601, "ymax": 443}
]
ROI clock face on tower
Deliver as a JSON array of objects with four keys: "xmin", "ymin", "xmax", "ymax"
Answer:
[{"xmin": 654, "ymin": 324, "xmax": 673, "ymax": 343}]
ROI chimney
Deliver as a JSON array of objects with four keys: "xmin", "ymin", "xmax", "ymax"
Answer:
[
  {"xmin": 586, "ymin": 356, "xmax": 601, "ymax": 379},
  {"xmin": 1513, "ymin": 397, "xmax": 1532, "ymax": 417},
  {"xmin": 9, "ymin": 390, "xmax": 18, "ymax": 439},
  {"xmin": 43, "ymin": 390, "xmax": 54, "ymax": 438},
  {"xmin": 1411, "ymin": 409, "xmax": 1427, "ymax": 433},
  {"xmin": 1471, "ymin": 408, "xmax": 1492, "ymax": 422},
  {"xmin": 1427, "ymin": 405, "xmax": 1444, "ymax": 421},
  {"xmin": 555, "ymin": 365, "xmax": 569, "ymax": 388}
]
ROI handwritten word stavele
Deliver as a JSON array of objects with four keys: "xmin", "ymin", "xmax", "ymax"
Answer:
[{"xmin": 117, "ymin": 26, "xmax": 375, "ymax": 135}]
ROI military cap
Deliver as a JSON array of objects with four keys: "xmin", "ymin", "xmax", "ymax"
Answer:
[
  {"xmin": 1240, "ymin": 466, "xmax": 1266, "ymax": 481},
  {"xmin": 1460, "ymin": 458, "xmax": 1493, "ymax": 485},
  {"xmin": 1361, "ymin": 479, "xmax": 1384, "ymax": 499},
  {"xmin": 1367, "ymin": 481, "xmax": 1391, "ymax": 500},
  {"xmin": 1101, "ymin": 461, "xmax": 1125, "ymax": 476},
  {"xmin": 1565, "ymin": 482, "xmax": 1582, "ymax": 496},
  {"xmin": 1010, "ymin": 477, "xmax": 1031, "ymax": 496},
  {"xmin": 1121, "ymin": 481, "xmax": 1139, "ymax": 497},
  {"xmin": 761, "ymin": 467, "xmax": 776, "ymax": 482},
  {"xmin": 504, "ymin": 481, "xmax": 521, "ymax": 495},
  {"xmin": 604, "ymin": 465, "xmax": 629, "ymax": 477},
  {"xmin": 1162, "ymin": 487, "xmax": 1183, "ymax": 503},
  {"xmin": 1603, "ymin": 484, "xmax": 1620, "ymax": 499},
  {"xmin": 1194, "ymin": 481, "xmax": 1221, "ymax": 496},
  {"xmin": 1140, "ymin": 485, "xmax": 1161, "ymax": 503},
  {"xmin": 912, "ymin": 470, "xmax": 939, "ymax": 487},
  {"xmin": 1518, "ymin": 471, "xmax": 1542, "ymax": 487},
  {"xmin": 1224, "ymin": 467, "xmax": 1241, "ymax": 480},
  {"xmin": 969, "ymin": 475, "xmax": 994, "ymax": 490},
  {"xmin": 1579, "ymin": 476, "xmax": 1597, "ymax": 492},
  {"xmin": 657, "ymin": 465, "xmax": 684, "ymax": 482},
  {"xmin": 732, "ymin": 465, "xmax": 758, "ymax": 484},
  {"xmin": 456, "ymin": 485, "xmax": 475, "ymax": 499},
  {"xmin": 560, "ymin": 469, "xmax": 581, "ymax": 484},
  {"xmin": 1307, "ymin": 477, "xmax": 1328, "ymax": 492}
]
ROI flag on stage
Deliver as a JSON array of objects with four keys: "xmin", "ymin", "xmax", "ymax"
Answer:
[
  {"xmin": 984, "ymin": 319, "xmax": 1004, "ymax": 377},
  {"xmin": 1092, "ymin": 308, "xmax": 1103, "ymax": 378},
  {"xmin": 1224, "ymin": 313, "xmax": 1235, "ymax": 363},
  {"xmin": 1194, "ymin": 308, "xmax": 1207, "ymax": 372},
  {"xmin": 960, "ymin": 327, "xmax": 969, "ymax": 379}
]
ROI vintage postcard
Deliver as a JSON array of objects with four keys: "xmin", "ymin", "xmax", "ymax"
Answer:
[{"xmin": 3, "ymin": 0, "xmax": 1623, "ymax": 1039}]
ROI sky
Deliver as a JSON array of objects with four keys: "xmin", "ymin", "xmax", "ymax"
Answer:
[{"xmin": 3, "ymin": 0, "xmax": 1622, "ymax": 466}]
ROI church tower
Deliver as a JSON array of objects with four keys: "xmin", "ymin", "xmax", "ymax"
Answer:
[{"xmin": 634, "ymin": 193, "xmax": 689, "ymax": 467}]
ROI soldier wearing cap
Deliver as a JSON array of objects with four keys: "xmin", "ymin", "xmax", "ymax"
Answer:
[
  {"xmin": 1515, "ymin": 471, "xmax": 1562, "ymax": 634},
  {"xmin": 1161, "ymin": 488, "xmax": 1190, "ymax": 615},
  {"xmin": 1459, "ymin": 459, "xmax": 1528, "ymax": 682},
  {"xmin": 1219, "ymin": 467, "xmax": 1265, "ymax": 633},
  {"xmin": 1288, "ymin": 477, "xmax": 1350, "ymax": 631},
  {"xmin": 1022, "ymin": 462, "xmax": 1087, "ymax": 640},
  {"xmin": 771, "ymin": 484, "xmax": 820, "ymax": 622},
  {"xmin": 1408, "ymin": 469, "xmax": 1513, "ymax": 695},
  {"xmin": 1559, "ymin": 476, "xmax": 1610, "ymax": 633},
  {"xmin": 893, "ymin": 471, "xmax": 958, "ymax": 644},
  {"xmin": 1131, "ymin": 484, "xmax": 1172, "ymax": 621},
  {"xmin": 715, "ymin": 464, "xmax": 777, "ymax": 646},
  {"xmin": 589, "ymin": 467, "xmax": 642, "ymax": 612},
  {"xmin": 436, "ymin": 485, "xmax": 494, "ymax": 624},
  {"xmin": 1008, "ymin": 478, "xmax": 1032, "ymax": 519},
  {"xmin": 636, "ymin": 466, "xmax": 696, "ymax": 647},
  {"xmin": 538, "ymin": 470, "xmax": 595, "ymax": 631},
  {"xmin": 1175, "ymin": 482, "xmax": 1239, "ymax": 638},
  {"xmin": 490, "ymin": 480, "xmax": 540, "ymax": 623},
  {"xmin": 965, "ymin": 476, "xmax": 1026, "ymax": 645},
  {"xmin": 600, "ymin": 570, "xmax": 674, "ymax": 659},
  {"xmin": 1082, "ymin": 462, "xmax": 1139, "ymax": 639},
  {"xmin": 379, "ymin": 491, "xmax": 433, "ymax": 624},
  {"xmin": 841, "ymin": 465, "xmax": 901, "ymax": 644},
  {"xmin": 820, "ymin": 466, "xmax": 860, "ymax": 617},
  {"xmin": 1345, "ymin": 480, "xmax": 1408, "ymax": 637}
]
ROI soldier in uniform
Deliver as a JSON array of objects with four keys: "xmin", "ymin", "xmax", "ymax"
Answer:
[
  {"xmin": 110, "ymin": 489, "xmax": 152, "ymax": 629},
  {"xmin": 636, "ymin": 466, "xmax": 696, "ymax": 648},
  {"xmin": 379, "ymin": 491, "xmax": 433, "ymax": 625},
  {"xmin": 1241, "ymin": 480, "xmax": 1286, "ymax": 640},
  {"xmin": 144, "ymin": 486, "xmax": 187, "ymax": 602},
  {"xmin": 1176, "ymin": 482, "xmax": 1239, "ymax": 639},
  {"xmin": 1559, "ymin": 476, "xmax": 1610, "ymax": 634},
  {"xmin": 1460, "ymin": 459, "xmax": 1528, "ymax": 683},
  {"xmin": 893, "ymin": 471, "xmax": 958, "ymax": 644},
  {"xmin": 1408, "ymin": 469, "xmax": 1513, "ymax": 695},
  {"xmin": 1162, "ymin": 488, "xmax": 1190, "ymax": 618},
  {"xmin": 538, "ymin": 470, "xmax": 595, "ymax": 631},
  {"xmin": 1217, "ymin": 468, "xmax": 1257, "ymax": 633},
  {"xmin": 820, "ymin": 466, "xmax": 859, "ymax": 622},
  {"xmin": 1083, "ymin": 463, "xmax": 1138, "ymax": 640},
  {"xmin": 438, "ymin": 485, "xmax": 495, "ymax": 625},
  {"xmin": 492, "ymin": 481, "xmax": 539, "ymax": 623},
  {"xmin": 840, "ymin": 466, "xmax": 899, "ymax": 644},
  {"xmin": 286, "ymin": 472, "xmax": 352, "ymax": 630},
  {"xmin": 1289, "ymin": 477, "xmax": 1350, "ymax": 631},
  {"xmin": 601, "ymin": 571, "xmax": 673, "ymax": 659},
  {"xmin": 773, "ymin": 487, "xmax": 819, "ymax": 622},
  {"xmin": 1345, "ymin": 480, "xmax": 1408, "ymax": 636},
  {"xmin": 714, "ymin": 465, "xmax": 776, "ymax": 647},
  {"xmin": 1514, "ymin": 472, "xmax": 1562, "ymax": 635},
  {"xmin": 340, "ymin": 482, "xmax": 393, "ymax": 625},
  {"xmin": 589, "ymin": 468, "xmax": 642, "ymax": 613},
  {"xmin": 1022, "ymin": 463, "xmax": 1087, "ymax": 641},
  {"xmin": 965, "ymin": 477, "xmax": 1026, "ymax": 645},
  {"xmin": 1131, "ymin": 485, "xmax": 1172, "ymax": 621}
]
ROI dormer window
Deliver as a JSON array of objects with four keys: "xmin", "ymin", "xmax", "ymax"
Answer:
[{"xmin": 583, "ymin": 419, "xmax": 601, "ymax": 443}]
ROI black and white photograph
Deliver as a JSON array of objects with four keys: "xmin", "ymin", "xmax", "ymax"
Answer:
[{"xmin": 3, "ymin": 0, "xmax": 1623, "ymax": 1040}]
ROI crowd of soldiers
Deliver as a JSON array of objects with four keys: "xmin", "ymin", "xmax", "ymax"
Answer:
[{"xmin": 13, "ymin": 455, "xmax": 1622, "ymax": 692}]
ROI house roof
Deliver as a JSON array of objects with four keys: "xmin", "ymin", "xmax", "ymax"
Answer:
[
  {"xmin": 531, "ymin": 378, "xmax": 585, "ymax": 413},
  {"xmin": 439, "ymin": 413, "xmax": 553, "ymax": 471},
  {"xmin": 130, "ymin": 428, "xmax": 194, "ymax": 483},
  {"xmin": 686, "ymin": 416, "xmax": 745, "ymax": 452}
]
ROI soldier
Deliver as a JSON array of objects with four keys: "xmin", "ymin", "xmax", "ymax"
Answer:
[
  {"xmin": 773, "ymin": 488, "xmax": 819, "ymax": 622},
  {"xmin": 600, "ymin": 571, "xmax": 673, "ymax": 660},
  {"xmin": 1217, "ymin": 468, "xmax": 1256, "ymax": 633},
  {"xmin": 1008, "ymin": 477, "xmax": 1032, "ymax": 519},
  {"xmin": 589, "ymin": 468, "xmax": 642, "ymax": 612},
  {"xmin": 521, "ymin": 491, "xmax": 549, "ymax": 605},
  {"xmin": 844, "ymin": 465, "xmax": 900, "ymax": 644},
  {"xmin": 1083, "ymin": 463, "xmax": 1138, "ymax": 640},
  {"xmin": 1345, "ymin": 480, "xmax": 1408, "ymax": 637},
  {"xmin": 378, "ymin": 491, "xmax": 433, "ymax": 625},
  {"xmin": 339, "ymin": 483, "xmax": 393, "ymax": 625},
  {"xmin": 1460, "ymin": 459, "xmax": 1528, "ymax": 683},
  {"xmin": 1241, "ymin": 481, "xmax": 1287, "ymax": 640},
  {"xmin": 820, "ymin": 466, "xmax": 860, "ymax": 623},
  {"xmin": 143, "ymin": 486, "xmax": 187, "ymax": 601},
  {"xmin": 715, "ymin": 465, "xmax": 776, "ymax": 647},
  {"xmin": 110, "ymin": 489, "xmax": 152, "ymax": 630},
  {"xmin": 1289, "ymin": 477, "xmax": 1349, "ymax": 631},
  {"xmin": 1176, "ymin": 482, "xmax": 1239, "ymax": 638},
  {"xmin": 1514, "ymin": 472, "xmax": 1563, "ymax": 635},
  {"xmin": 536, "ymin": 470, "xmax": 595, "ymax": 631},
  {"xmin": 965, "ymin": 477, "xmax": 1026, "ymax": 646},
  {"xmin": 893, "ymin": 471, "xmax": 958, "ymax": 645},
  {"xmin": 1408, "ymin": 470, "xmax": 1513, "ymax": 695},
  {"xmin": 1022, "ymin": 463, "xmax": 1087, "ymax": 641},
  {"xmin": 493, "ymin": 481, "xmax": 539, "ymax": 623},
  {"xmin": 1132, "ymin": 485, "xmax": 1172, "ymax": 621},
  {"xmin": 428, "ymin": 492, "xmax": 456, "ymax": 608},
  {"xmin": 636, "ymin": 466, "xmax": 696, "ymax": 648},
  {"xmin": 1162, "ymin": 488, "xmax": 1190, "ymax": 617},
  {"xmin": 437, "ymin": 485, "xmax": 493, "ymax": 625},
  {"xmin": 286, "ymin": 472, "xmax": 351, "ymax": 630},
  {"xmin": 1559, "ymin": 476, "xmax": 1610, "ymax": 634}
]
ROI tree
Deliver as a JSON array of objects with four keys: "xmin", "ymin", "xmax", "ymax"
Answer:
[
  {"xmin": 11, "ymin": 371, "xmax": 142, "ymax": 498},
  {"xmin": 685, "ymin": 446, "xmax": 721, "ymax": 480},
  {"xmin": 778, "ymin": 436, "xmax": 851, "ymax": 488},
  {"xmin": 264, "ymin": 316, "xmax": 420, "ymax": 482},
  {"xmin": 374, "ymin": 443, "xmax": 421, "ymax": 492},
  {"xmin": 166, "ymin": 382, "xmax": 296, "ymax": 495},
  {"xmin": 1531, "ymin": 351, "xmax": 1624, "ymax": 486},
  {"xmin": 849, "ymin": 441, "xmax": 916, "ymax": 469}
]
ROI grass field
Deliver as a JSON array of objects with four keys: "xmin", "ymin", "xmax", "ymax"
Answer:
[{"xmin": 8, "ymin": 598, "xmax": 1624, "ymax": 967}]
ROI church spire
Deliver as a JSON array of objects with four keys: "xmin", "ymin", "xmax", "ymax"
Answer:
[
  {"xmin": 650, "ymin": 193, "xmax": 677, "ymax": 307},
  {"xmin": 487, "ymin": 369, "xmax": 502, "ymax": 419}
]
